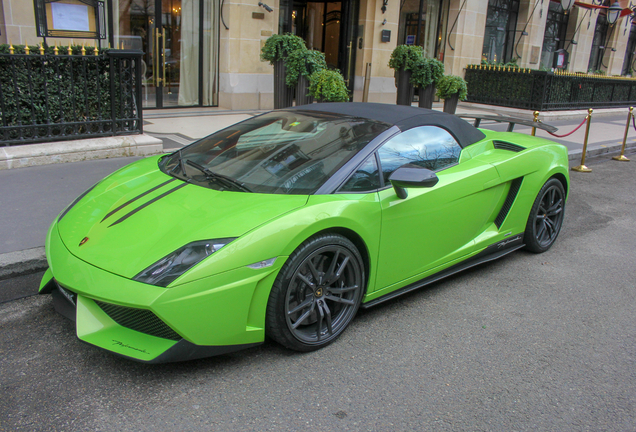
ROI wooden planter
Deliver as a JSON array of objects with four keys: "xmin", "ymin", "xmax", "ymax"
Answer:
[
  {"xmin": 443, "ymin": 93, "xmax": 460, "ymax": 114},
  {"xmin": 274, "ymin": 58, "xmax": 294, "ymax": 109},
  {"xmin": 396, "ymin": 68, "xmax": 414, "ymax": 106},
  {"xmin": 417, "ymin": 83, "xmax": 435, "ymax": 109}
]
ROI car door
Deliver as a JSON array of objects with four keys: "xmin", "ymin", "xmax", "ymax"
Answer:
[{"xmin": 373, "ymin": 126, "xmax": 503, "ymax": 293}]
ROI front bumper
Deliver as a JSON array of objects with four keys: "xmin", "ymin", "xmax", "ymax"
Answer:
[{"xmin": 42, "ymin": 224, "xmax": 285, "ymax": 363}]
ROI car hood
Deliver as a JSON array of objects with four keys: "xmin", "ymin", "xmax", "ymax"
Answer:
[{"xmin": 58, "ymin": 157, "xmax": 308, "ymax": 279}]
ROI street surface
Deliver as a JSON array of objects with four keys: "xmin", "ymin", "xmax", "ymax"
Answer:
[{"xmin": 1, "ymin": 155, "xmax": 635, "ymax": 431}]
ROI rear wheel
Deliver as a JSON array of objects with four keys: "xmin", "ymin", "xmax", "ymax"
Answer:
[
  {"xmin": 523, "ymin": 178, "xmax": 565, "ymax": 253},
  {"xmin": 266, "ymin": 234, "xmax": 364, "ymax": 352}
]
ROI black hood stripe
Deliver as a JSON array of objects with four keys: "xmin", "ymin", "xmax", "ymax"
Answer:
[
  {"xmin": 108, "ymin": 183, "xmax": 188, "ymax": 228},
  {"xmin": 101, "ymin": 178, "xmax": 176, "ymax": 223}
]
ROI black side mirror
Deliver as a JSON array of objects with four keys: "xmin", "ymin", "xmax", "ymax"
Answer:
[{"xmin": 388, "ymin": 164, "xmax": 439, "ymax": 199}]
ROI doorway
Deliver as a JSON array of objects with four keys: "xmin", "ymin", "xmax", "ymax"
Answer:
[
  {"xmin": 116, "ymin": 0, "xmax": 219, "ymax": 109},
  {"xmin": 279, "ymin": 0, "xmax": 358, "ymax": 93}
]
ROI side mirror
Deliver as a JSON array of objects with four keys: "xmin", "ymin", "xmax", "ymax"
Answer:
[{"xmin": 388, "ymin": 164, "xmax": 439, "ymax": 199}]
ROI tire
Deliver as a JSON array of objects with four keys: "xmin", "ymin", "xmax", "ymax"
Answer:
[
  {"xmin": 265, "ymin": 234, "xmax": 365, "ymax": 352},
  {"xmin": 523, "ymin": 178, "xmax": 565, "ymax": 253}
]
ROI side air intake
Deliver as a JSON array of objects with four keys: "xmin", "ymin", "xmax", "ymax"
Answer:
[
  {"xmin": 495, "ymin": 177, "xmax": 523, "ymax": 228},
  {"xmin": 493, "ymin": 141, "xmax": 525, "ymax": 152}
]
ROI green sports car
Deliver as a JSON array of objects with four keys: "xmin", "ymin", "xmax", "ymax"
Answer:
[{"xmin": 40, "ymin": 103, "xmax": 569, "ymax": 363}]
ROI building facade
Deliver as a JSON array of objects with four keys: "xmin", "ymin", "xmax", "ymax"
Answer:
[{"xmin": 1, "ymin": 0, "xmax": 635, "ymax": 110}]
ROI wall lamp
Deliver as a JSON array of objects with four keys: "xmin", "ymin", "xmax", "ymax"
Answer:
[{"xmin": 258, "ymin": 1, "xmax": 273, "ymax": 12}]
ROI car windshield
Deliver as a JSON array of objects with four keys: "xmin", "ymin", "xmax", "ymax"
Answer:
[{"xmin": 160, "ymin": 111, "xmax": 390, "ymax": 194}]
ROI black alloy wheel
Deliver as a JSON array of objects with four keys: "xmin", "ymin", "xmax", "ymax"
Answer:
[
  {"xmin": 524, "ymin": 178, "xmax": 565, "ymax": 253},
  {"xmin": 266, "ymin": 234, "xmax": 364, "ymax": 351}
]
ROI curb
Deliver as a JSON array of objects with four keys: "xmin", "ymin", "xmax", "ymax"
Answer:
[
  {"xmin": 568, "ymin": 141, "xmax": 636, "ymax": 161},
  {"xmin": 0, "ymin": 247, "xmax": 47, "ymax": 281}
]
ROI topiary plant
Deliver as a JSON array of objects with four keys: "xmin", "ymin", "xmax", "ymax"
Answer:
[
  {"xmin": 308, "ymin": 69, "xmax": 350, "ymax": 102},
  {"xmin": 388, "ymin": 45, "xmax": 425, "ymax": 71},
  {"xmin": 410, "ymin": 58, "xmax": 445, "ymax": 88},
  {"xmin": 260, "ymin": 33, "xmax": 306, "ymax": 64},
  {"xmin": 285, "ymin": 49, "xmax": 327, "ymax": 87},
  {"xmin": 436, "ymin": 74, "xmax": 468, "ymax": 100}
]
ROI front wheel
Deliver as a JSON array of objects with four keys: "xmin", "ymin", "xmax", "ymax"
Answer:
[
  {"xmin": 265, "ymin": 234, "xmax": 365, "ymax": 352},
  {"xmin": 523, "ymin": 178, "xmax": 565, "ymax": 253}
]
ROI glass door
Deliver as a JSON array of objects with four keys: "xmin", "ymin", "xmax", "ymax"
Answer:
[{"xmin": 117, "ymin": 0, "xmax": 212, "ymax": 108}]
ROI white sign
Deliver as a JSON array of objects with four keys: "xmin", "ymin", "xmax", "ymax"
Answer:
[{"xmin": 51, "ymin": 3, "xmax": 90, "ymax": 32}]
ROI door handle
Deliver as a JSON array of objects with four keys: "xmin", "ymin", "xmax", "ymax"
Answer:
[{"xmin": 161, "ymin": 28, "xmax": 166, "ymax": 86}]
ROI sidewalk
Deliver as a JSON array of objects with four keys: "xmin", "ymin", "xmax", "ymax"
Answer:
[{"xmin": 1, "ymin": 102, "xmax": 635, "ymax": 281}]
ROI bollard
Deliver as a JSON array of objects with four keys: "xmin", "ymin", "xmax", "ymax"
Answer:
[
  {"xmin": 531, "ymin": 111, "xmax": 539, "ymax": 136},
  {"xmin": 612, "ymin": 106, "xmax": 632, "ymax": 162},
  {"xmin": 572, "ymin": 108, "xmax": 593, "ymax": 173}
]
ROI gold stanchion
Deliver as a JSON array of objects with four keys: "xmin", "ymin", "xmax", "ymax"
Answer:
[
  {"xmin": 531, "ymin": 111, "xmax": 539, "ymax": 136},
  {"xmin": 572, "ymin": 108, "xmax": 593, "ymax": 172},
  {"xmin": 612, "ymin": 106, "xmax": 632, "ymax": 162}
]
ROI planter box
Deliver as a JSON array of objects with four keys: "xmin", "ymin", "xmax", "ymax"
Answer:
[
  {"xmin": 396, "ymin": 69, "xmax": 414, "ymax": 106},
  {"xmin": 418, "ymin": 84, "xmax": 435, "ymax": 109},
  {"xmin": 443, "ymin": 94, "xmax": 459, "ymax": 114}
]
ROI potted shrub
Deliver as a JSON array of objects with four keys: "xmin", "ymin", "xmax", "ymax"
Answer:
[
  {"xmin": 436, "ymin": 74, "xmax": 468, "ymax": 114},
  {"xmin": 308, "ymin": 69, "xmax": 350, "ymax": 102},
  {"xmin": 261, "ymin": 34, "xmax": 306, "ymax": 108},
  {"xmin": 411, "ymin": 58, "xmax": 445, "ymax": 109},
  {"xmin": 285, "ymin": 49, "xmax": 327, "ymax": 106},
  {"xmin": 388, "ymin": 45, "xmax": 424, "ymax": 105}
]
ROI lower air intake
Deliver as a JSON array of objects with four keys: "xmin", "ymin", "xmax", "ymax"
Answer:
[{"xmin": 95, "ymin": 301, "xmax": 181, "ymax": 341}]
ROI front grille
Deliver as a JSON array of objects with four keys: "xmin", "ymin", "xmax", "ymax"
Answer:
[
  {"xmin": 495, "ymin": 177, "xmax": 523, "ymax": 228},
  {"xmin": 493, "ymin": 141, "xmax": 525, "ymax": 152},
  {"xmin": 95, "ymin": 301, "xmax": 181, "ymax": 341}
]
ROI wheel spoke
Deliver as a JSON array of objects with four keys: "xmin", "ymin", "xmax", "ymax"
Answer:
[
  {"xmin": 328, "ymin": 285, "xmax": 358, "ymax": 294},
  {"xmin": 291, "ymin": 302, "xmax": 316, "ymax": 329},
  {"xmin": 322, "ymin": 300, "xmax": 333, "ymax": 335},
  {"xmin": 297, "ymin": 272, "xmax": 315, "ymax": 289},
  {"xmin": 287, "ymin": 296, "xmax": 313, "ymax": 316},
  {"xmin": 547, "ymin": 198, "xmax": 562, "ymax": 214},
  {"xmin": 307, "ymin": 259, "xmax": 322, "ymax": 285},
  {"xmin": 334, "ymin": 256, "xmax": 350, "ymax": 279},
  {"xmin": 316, "ymin": 301, "xmax": 325, "ymax": 341},
  {"xmin": 324, "ymin": 250, "xmax": 340, "ymax": 284},
  {"xmin": 536, "ymin": 220, "xmax": 546, "ymax": 240},
  {"xmin": 325, "ymin": 294, "xmax": 355, "ymax": 305}
]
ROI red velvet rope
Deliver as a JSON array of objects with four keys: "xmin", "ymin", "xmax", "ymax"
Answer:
[
  {"xmin": 540, "ymin": 116, "xmax": 588, "ymax": 138},
  {"xmin": 632, "ymin": 114, "xmax": 636, "ymax": 133}
]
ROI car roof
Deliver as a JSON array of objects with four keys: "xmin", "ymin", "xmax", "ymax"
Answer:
[{"xmin": 286, "ymin": 102, "xmax": 486, "ymax": 148}]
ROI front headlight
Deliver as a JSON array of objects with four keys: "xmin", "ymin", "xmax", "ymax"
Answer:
[{"xmin": 133, "ymin": 238, "xmax": 236, "ymax": 287}]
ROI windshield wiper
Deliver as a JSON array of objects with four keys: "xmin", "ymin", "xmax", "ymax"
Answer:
[{"xmin": 185, "ymin": 160, "xmax": 252, "ymax": 192}]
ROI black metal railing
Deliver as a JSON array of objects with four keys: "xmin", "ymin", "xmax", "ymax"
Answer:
[
  {"xmin": 0, "ymin": 49, "xmax": 143, "ymax": 146},
  {"xmin": 465, "ymin": 65, "xmax": 636, "ymax": 111}
]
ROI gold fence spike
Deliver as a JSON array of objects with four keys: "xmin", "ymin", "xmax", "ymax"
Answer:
[
  {"xmin": 94, "ymin": 46, "xmax": 99, "ymax": 56},
  {"xmin": 54, "ymin": 43, "xmax": 59, "ymax": 55},
  {"xmin": 81, "ymin": 45, "xmax": 86, "ymax": 55},
  {"xmin": 9, "ymin": 41, "xmax": 14, "ymax": 55},
  {"xmin": 67, "ymin": 45, "xmax": 73, "ymax": 55},
  {"xmin": 24, "ymin": 44, "xmax": 30, "ymax": 55},
  {"xmin": 39, "ymin": 43, "xmax": 44, "ymax": 55}
]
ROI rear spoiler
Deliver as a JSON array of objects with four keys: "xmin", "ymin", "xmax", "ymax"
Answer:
[{"xmin": 458, "ymin": 115, "xmax": 558, "ymax": 134}]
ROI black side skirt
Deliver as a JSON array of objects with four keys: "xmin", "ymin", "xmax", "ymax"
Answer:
[{"xmin": 362, "ymin": 234, "xmax": 525, "ymax": 309}]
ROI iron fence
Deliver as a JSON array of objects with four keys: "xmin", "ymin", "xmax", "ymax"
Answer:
[
  {"xmin": 465, "ymin": 65, "xmax": 636, "ymax": 111},
  {"xmin": 0, "ymin": 48, "xmax": 143, "ymax": 146}
]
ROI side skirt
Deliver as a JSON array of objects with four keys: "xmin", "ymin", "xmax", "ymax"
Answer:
[{"xmin": 361, "ymin": 234, "xmax": 525, "ymax": 309}]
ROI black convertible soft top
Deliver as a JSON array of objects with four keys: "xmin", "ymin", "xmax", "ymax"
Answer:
[{"xmin": 287, "ymin": 102, "xmax": 486, "ymax": 148}]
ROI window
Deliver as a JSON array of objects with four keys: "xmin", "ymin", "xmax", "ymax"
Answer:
[
  {"xmin": 339, "ymin": 155, "xmax": 381, "ymax": 192},
  {"xmin": 622, "ymin": 23, "xmax": 636, "ymax": 75},
  {"xmin": 540, "ymin": 2, "xmax": 569, "ymax": 70},
  {"xmin": 482, "ymin": 0, "xmax": 520, "ymax": 64},
  {"xmin": 588, "ymin": 14, "xmax": 609, "ymax": 72},
  {"xmin": 377, "ymin": 126, "xmax": 461, "ymax": 183}
]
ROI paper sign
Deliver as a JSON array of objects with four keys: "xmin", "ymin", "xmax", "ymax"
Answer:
[{"xmin": 51, "ymin": 3, "xmax": 90, "ymax": 32}]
